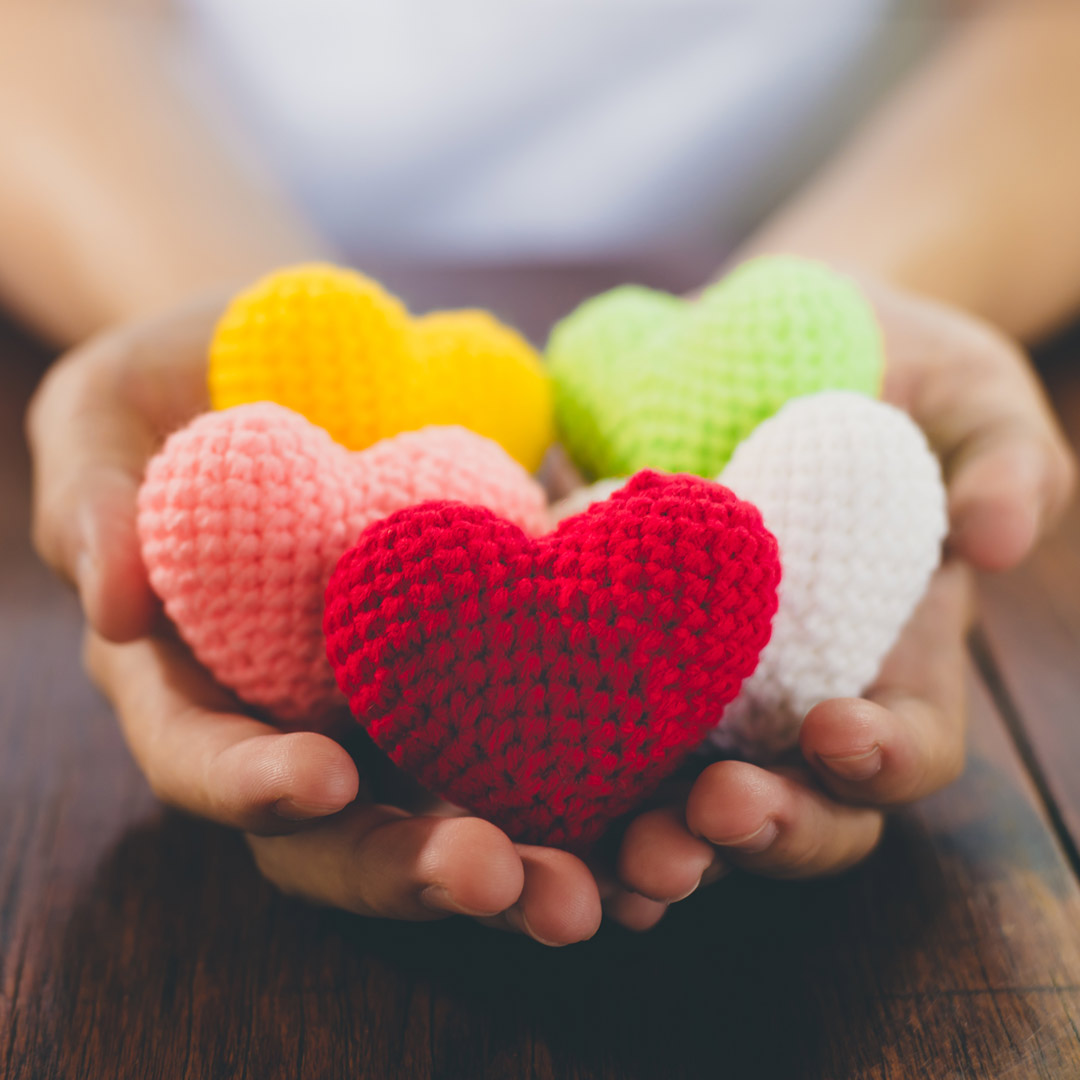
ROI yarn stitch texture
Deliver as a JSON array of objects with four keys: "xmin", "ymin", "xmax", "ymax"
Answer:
[
  {"xmin": 547, "ymin": 256, "xmax": 883, "ymax": 480},
  {"xmin": 550, "ymin": 392, "xmax": 947, "ymax": 759},
  {"xmin": 138, "ymin": 402, "xmax": 548, "ymax": 723},
  {"xmin": 209, "ymin": 263, "xmax": 554, "ymax": 470},
  {"xmin": 711, "ymin": 391, "xmax": 947, "ymax": 756},
  {"xmin": 324, "ymin": 471, "xmax": 781, "ymax": 850}
]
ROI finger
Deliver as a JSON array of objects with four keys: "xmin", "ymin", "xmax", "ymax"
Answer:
[
  {"xmin": 249, "ymin": 807, "xmax": 525, "ymax": 921},
  {"xmin": 29, "ymin": 358, "xmax": 159, "ymax": 640},
  {"xmin": 85, "ymin": 630, "xmax": 359, "ymax": 833},
  {"xmin": 946, "ymin": 413, "xmax": 1075, "ymax": 571},
  {"xmin": 685, "ymin": 761, "xmax": 884, "ymax": 879},
  {"xmin": 617, "ymin": 806, "xmax": 719, "ymax": 903},
  {"xmin": 877, "ymin": 291, "xmax": 1075, "ymax": 570},
  {"xmin": 603, "ymin": 889, "xmax": 670, "ymax": 932},
  {"xmin": 28, "ymin": 296, "xmax": 222, "ymax": 641},
  {"xmin": 479, "ymin": 846, "xmax": 603, "ymax": 946},
  {"xmin": 801, "ymin": 560, "xmax": 973, "ymax": 805}
]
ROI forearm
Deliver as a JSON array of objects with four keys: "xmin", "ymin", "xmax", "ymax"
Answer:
[
  {"xmin": 0, "ymin": 3, "xmax": 329, "ymax": 346},
  {"xmin": 741, "ymin": 1, "xmax": 1080, "ymax": 343}
]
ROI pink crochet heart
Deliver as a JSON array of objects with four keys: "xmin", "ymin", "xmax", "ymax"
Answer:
[{"xmin": 138, "ymin": 402, "xmax": 548, "ymax": 723}]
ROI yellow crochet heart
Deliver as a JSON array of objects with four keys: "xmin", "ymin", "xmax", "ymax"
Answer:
[{"xmin": 208, "ymin": 264, "xmax": 553, "ymax": 470}]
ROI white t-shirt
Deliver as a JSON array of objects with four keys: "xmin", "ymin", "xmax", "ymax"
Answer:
[{"xmin": 182, "ymin": 0, "xmax": 935, "ymax": 258}]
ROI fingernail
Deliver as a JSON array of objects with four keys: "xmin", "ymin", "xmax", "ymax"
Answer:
[
  {"xmin": 272, "ymin": 797, "xmax": 339, "ymax": 821},
  {"xmin": 504, "ymin": 904, "xmax": 566, "ymax": 947},
  {"xmin": 418, "ymin": 885, "xmax": 503, "ymax": 918},
  {"xmin": 700, "ymin": 859, "xmax": 730, "ymax": 887},
  {"xmin": 669, "ymin": 874, "xmax": 704, "ymax": 903},
  {"xmin": 819, "ymin": 746, "xmax": 883, "ymax": 782},
  {"xmin": 717, "ymin": 819, "xmax": 778, "ymax": 853},
  {"xmin": 656, "ymin": 849, "xmax": 721, "ymax": 902}
]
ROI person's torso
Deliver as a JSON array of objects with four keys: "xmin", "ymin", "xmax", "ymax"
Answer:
[{"xmin": 183, "ymin": 0, "xmax": 933, "ymax": 257}]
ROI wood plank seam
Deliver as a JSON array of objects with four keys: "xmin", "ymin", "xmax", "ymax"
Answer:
[{"xmin": 969, "ymin": 626, "xmax": 1080, "ymax": 882}]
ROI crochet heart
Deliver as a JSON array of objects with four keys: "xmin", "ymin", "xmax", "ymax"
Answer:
[
  {"xmin": 324, "ymin": 471, "xmax": 780, "ymax": 849},
  {"xmin": 138, "ymin": 403, "xmax": 548, "ymax": 724},
  {"xmin": 710, "ymin": 391, "xmax": 946, "ymax": 757},
  {"xmin": 547, "ymin": 256, "xmax": 883, "ymax": 480},
  {"xmin": 208, "ymin": 264, "xmax": 554, "ymax": 470},
  {"xmin": 551, "ymin": 392, "xmax": 947, "ymax": 760}
]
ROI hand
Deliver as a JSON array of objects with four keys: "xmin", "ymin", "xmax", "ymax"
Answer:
[
  {"xmin": 609, "ymin": 278, "xmax": 1077, "ymax": 930},
  {"xmin": 28, "ymin": 299, "xmax": 603, "ymax": 945}
]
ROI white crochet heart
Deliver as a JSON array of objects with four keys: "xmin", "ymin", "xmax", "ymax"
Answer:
[{"xmin": 550, "ymin": 391, "xmax": 947, "ymax": 758}]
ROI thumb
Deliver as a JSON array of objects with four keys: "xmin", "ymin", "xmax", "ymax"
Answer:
[
  {"xmin": 71, "ymin": 461, "xmax": 156, "ymax": 641},
  {"xmin": 28, "ymin": 298, "xmax": 218, "ymax": 640},
  {"xmin": 872, "ymin": 283, "xmax": 1076, "ymax": 571},
  {"xmin": 29, "ymin": 359, "xmax": 158, "ymax": 640}
]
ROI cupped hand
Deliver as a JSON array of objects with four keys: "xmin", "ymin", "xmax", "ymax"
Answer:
[
  {"xmin": 31, "ymin": 277, "xmax": 1076, "ymax": 939},
  {"xmin": 28, "ymin": 299, "xmax": 603, "ymax": 946},
  {"xmin": 611, "ymin": 278, "xmax": 1077, "ymax": 930}
]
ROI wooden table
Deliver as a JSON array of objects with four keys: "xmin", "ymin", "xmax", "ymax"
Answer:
[{"xmin": 3, "ymin": 259, "xmax": 1080, "ymax": 1079}]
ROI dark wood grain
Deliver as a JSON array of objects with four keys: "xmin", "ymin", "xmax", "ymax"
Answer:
[
  {"xmin": 3, "ymin": 266, "xmax": 1080, "ymax": 1079},
  {"xmin": 977, "ymin": 344, "xmax": 1080, "ymax": 868}
]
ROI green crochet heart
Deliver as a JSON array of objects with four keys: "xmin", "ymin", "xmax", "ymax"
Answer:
[{"xmin": 546, "ymin": 256, "xmax": 884, "ymax": 479}]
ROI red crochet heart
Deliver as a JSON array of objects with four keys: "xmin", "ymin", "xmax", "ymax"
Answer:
[{"xmin": 324, "ymin": 471, "xmax": 781, "ymax": 850}]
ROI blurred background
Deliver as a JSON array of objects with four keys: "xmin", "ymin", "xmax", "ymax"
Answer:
[
  {"xmin": 180, "ymin": 0, "xmax": 931, "ymax": 260},
  {"xmin": 0, "ymin": 0, "xmax": 956, "ymax": 343}
]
